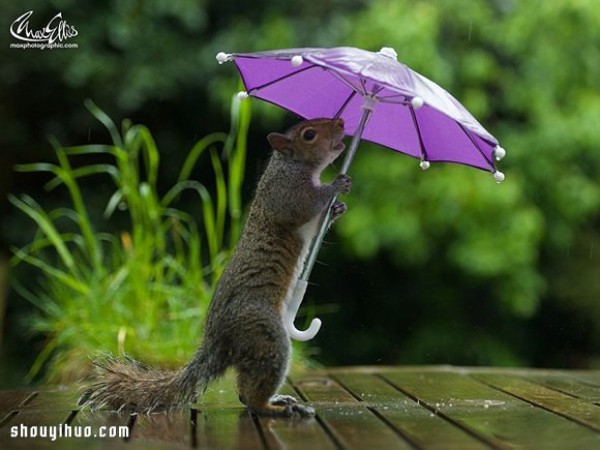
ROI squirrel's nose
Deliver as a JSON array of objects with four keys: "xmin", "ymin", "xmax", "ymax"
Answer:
[{"xmin": 334, "ymin": 118, "xmax": 344, "ymax": 128}]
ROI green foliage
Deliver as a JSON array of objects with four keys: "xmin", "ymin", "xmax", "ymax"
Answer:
[
  {"xmin": 339, "ymin": 149, "xmax": 545, "ymax": 317},
  {"xmin": 9, "ymin": 97, "xmax": 250, "ymax": 381}
]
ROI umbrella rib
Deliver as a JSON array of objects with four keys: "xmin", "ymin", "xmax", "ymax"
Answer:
[
  {"xmin": 328, "ymin": 70, "xmax": 363, "ymax": 94},
  {"xmin": 408, "ymin": 104, "xmax": 428, "ymax": 161},
  {"xmin": 378, "ymin": 93, "xmax": 412, "ymax": 103},
  {"xmin": 333, "ymin": 90, "xmax": 358, "ymax": 118},
  {"xmin": 359, "ymin": 77, "xmax": 369, "ymax": 95},
  {"xmin": 457, "ymin": 123, "xmax": 496, "ymax": 171},
  {"xmin": 244, "ymin": 64, "xmax": 318, "ymax": 93}
]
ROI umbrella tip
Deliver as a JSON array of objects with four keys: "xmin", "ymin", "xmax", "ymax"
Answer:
[
  {"xmin": 216, "ymin": 52, "xmax": 231, "ymax": 64},
  {"xmin": 494, "ymin": 145, "xmax": 507, "ymax": 161},
  {"xmin": 420, "ymin": 160, "xmax": 430, "ymax": 170},
  {"xmin": 291, "ymin": 55, "xmax": 304, "ymax": 67},
  {"xmin": 237, "ymin": 91, "xmax": 249, "ymax": 100},
  {"xmin": 378, "ymin": 47, "xmax": 398, "ymax": 60},
  {"xmin": 493, "ymin": 171, "xmax": 505, "ymax": 183},
  {"xmin": 411, "ymin": 96, "xmax": 424, "ymax": 109}
]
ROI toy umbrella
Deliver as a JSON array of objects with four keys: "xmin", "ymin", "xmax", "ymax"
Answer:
[{"xmin": 217, "ymin": 46, "xmax": 506, "ymax": 341}]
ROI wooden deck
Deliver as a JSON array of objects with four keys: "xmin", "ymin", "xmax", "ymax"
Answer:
[{"xmin": 1, "ymin": 365, "xmax": 600, "ymax": 449}]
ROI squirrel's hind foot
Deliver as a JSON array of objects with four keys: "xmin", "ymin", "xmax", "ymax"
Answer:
[
  {"xmin": 271, "ymin": 394, "xmax": 315, "ymax": 417},
  {"xmin": 269, "ymin": 394, "xmax": 299, "ymax": 406},
  {"xmin": 249, "ymin": 402, "xmax": 315, "ymax": 418},
  {"xmin": 241, "ymin": 394, "xmax": 315, "ymax": 418}
]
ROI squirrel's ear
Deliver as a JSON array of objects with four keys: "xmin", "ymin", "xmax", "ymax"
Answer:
[{"xmin": 267, "ymin": 132, "xmax": 292, "ymax": 154}]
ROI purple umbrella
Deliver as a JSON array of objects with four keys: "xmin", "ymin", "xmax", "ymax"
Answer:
[{"xmin": 216, "ymin": 46, "xmax": 506, "ymax": 340}]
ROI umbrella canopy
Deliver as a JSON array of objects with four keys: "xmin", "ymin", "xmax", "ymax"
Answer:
[{"xmin": 218, "ymin": 46, "xmax": 506, "ymax": 177}]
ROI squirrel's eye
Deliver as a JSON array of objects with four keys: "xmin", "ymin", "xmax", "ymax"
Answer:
[{"xmin": 302, "ymin": 129, "xmax": 317, "ymax": 141}]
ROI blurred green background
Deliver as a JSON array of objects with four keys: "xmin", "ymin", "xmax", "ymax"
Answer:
[{"xmin": 2, "ymin": 0, "xmax": 600, "ymax": 387}]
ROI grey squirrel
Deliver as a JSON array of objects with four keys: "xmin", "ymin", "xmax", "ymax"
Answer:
[{"xmin": 79, "ymin": 118, "xmax": 351, "ymax": 417}]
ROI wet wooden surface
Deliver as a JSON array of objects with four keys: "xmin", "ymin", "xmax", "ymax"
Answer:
[{"xmin": 1, "ymin": 366, "xmax": 599, "ymax": 449}]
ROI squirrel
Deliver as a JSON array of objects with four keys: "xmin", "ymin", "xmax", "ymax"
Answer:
[{"xmin": 79, "ymin": 118, "xmax": 351, "ymax": 417}]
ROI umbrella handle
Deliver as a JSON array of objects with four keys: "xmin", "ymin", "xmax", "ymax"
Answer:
[
  {"xmin": 284, "ymin": 279, "xmax": 322, "ymax": 341},
  {"xmin": 284, "ymin": 104, "xmax": 374, "ymax": 342}
]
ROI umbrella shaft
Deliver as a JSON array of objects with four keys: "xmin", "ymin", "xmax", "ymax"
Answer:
[
  {"xmin": 300, "ymin": 107, "xmax": 373, "ymax": 281},
  {"xmin": 339, "ymin": 112, "xmax": 371, "ymax": 175}
]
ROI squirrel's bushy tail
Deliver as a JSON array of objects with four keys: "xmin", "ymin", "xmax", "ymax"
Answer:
[{"xmin": 79, "ymin": 350, "xmax": 214, "ymax": 413}]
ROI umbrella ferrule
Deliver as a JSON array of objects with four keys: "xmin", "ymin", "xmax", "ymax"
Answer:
[{"xmin": 378, "ymin": 47, "xmax": 398, "ymax": 60}]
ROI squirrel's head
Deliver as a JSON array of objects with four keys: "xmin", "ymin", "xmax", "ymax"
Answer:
[{"xmin": 267, "ymin": 118, "xmax": 346, "ymax": 169}]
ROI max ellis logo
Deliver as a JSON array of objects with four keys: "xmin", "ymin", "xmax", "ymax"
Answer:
[{"xmin": 9, "ymin": 10, "xmax": 78, "ymax": 49}]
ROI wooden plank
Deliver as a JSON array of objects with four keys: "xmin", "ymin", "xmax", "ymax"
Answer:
[
  {"xmin": 292, "ymin": 374, "xmax": 413, "ymax": 450},
  {"xmin": 383, "ymin": 370, "xmax": 600, "ymax": 449},
  {"xmin": 254, "ymin": 380, "xmax": 336, "ymax": 450},
  {"xmin": 129, "ymin": 411, "xmax": 191, "ymax": 449},
  {"xmin": 257, "ymin": 415, "xmax": 336, "ymax": 450},
  {"xmin": 313, "ymin": 404, "xmax": 414, "ymax": 450},
  {"xmin": 0, "ymin": 409, "xmax": 72, "ymax": 427},
  {"xmin": 475, "ymin": 373, "xmax": 600, "ymax": 431},
  {"xmin": 197, "ymin": 408, "xmax": 264, "ymax": 450},
  {"xmin": 0, "ymin": 390, "xmax": 36, "ymax": 416},
  {"xmin": 522, "ymin": 373, "xmax": 600, "ymax": 401},
  {"xmin": 563, "ymin": 371, "xmax": 600, "ymax": 388},
  {"xmin": 293, "ymin": 375, "xmax": 358, "ymax": 404},
  {"xmin": 21, "ymin": 388, "xmax": 80, "ymax": 411},
  {"xmin": 333, "ymin": 371, "xmax": 491, "ymax": 450}
]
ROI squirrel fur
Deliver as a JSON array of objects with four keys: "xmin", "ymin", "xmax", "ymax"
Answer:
[{"xmin": 79, "ymin": 118, "xmax": 351, "ymax": 417}]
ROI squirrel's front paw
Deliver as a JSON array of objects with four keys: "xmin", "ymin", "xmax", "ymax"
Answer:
[
  {"xmin": 330, "ymin": 201, "xmax": 347, "ymax": 222},
  {"xmin": 334, "ymin": 174, "xmax": 352, "ymax": 195}
]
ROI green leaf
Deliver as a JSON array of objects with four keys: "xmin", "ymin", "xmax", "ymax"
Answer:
[
  {"xmin": 84, "ymin": 99, "xmax": 123, "ymax": 148},
  {"xmin": 9, "ymin": 194, "xmax": 77, "ymax": 273}
]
